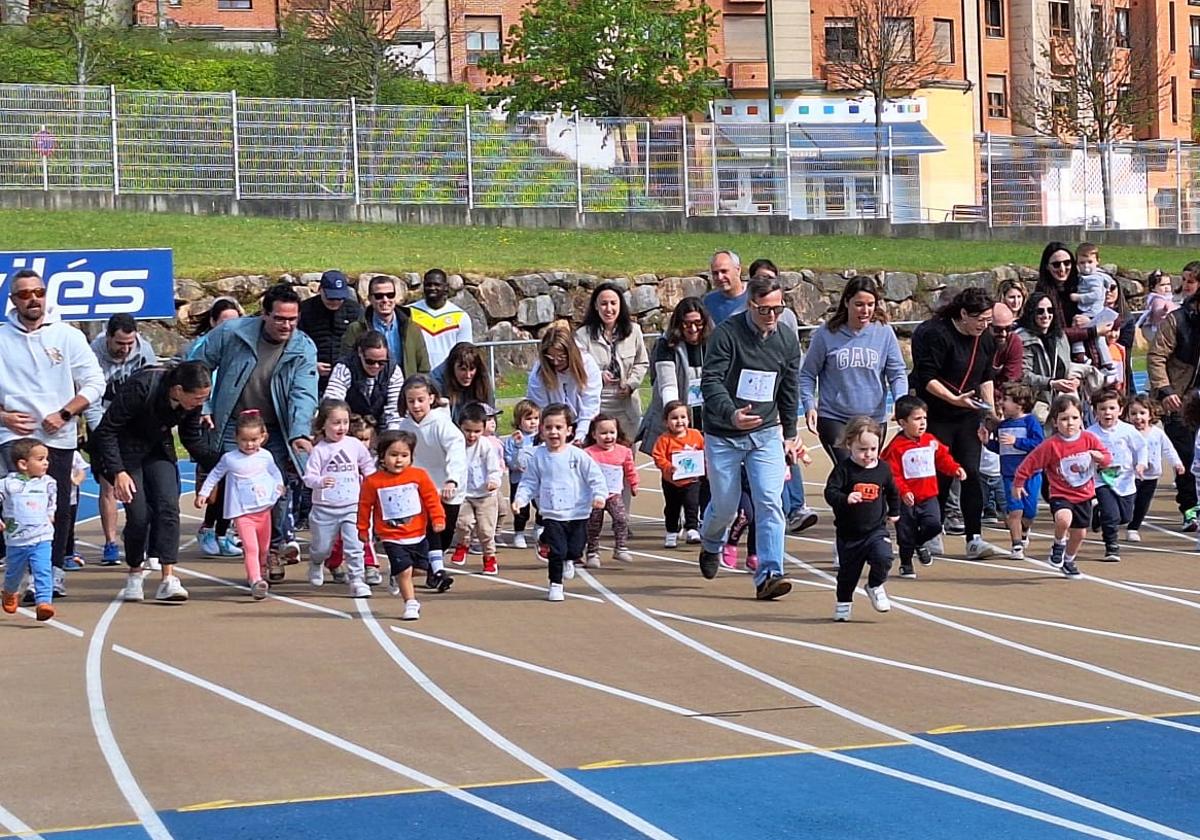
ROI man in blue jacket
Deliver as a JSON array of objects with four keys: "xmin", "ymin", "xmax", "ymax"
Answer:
[{"xmin": 197, "ymin": 283, "xmax": 318, "ymax": 581}]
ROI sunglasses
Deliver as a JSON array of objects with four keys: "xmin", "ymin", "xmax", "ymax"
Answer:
[
  {"xmin": 681, "ymin": 321, "xmax": 704, "ymax": 330},
  {"xmin": 361, "ymin": 357, "xmax": 387, "ymax": 367},
  {"xmin": 373, "ymin": 291, "xmax": 397, "ymax": 301},
  {"xmin": 753, "ymin": 305, "xmax": 787, "ymax": 317},
  {"xmin": 1049, "ymin": 260, "xmax": 1073, "ymax": 269},
  {"xmin": 991, "ymin": 324, "xmax": 1012, "ymax": 334},
  {"xmin": 11, "ymin": 288, "xmax": 46, "ymax": 301},
  {"xmin": 1035, "ymin": 306, "xmax": 1054, "ymax": 315}
]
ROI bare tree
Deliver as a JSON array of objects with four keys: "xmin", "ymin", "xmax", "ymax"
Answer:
[
  {"xmin": 1011, "ymin": 2, "xmax": 1171, "ymax": 227},
  {"xmin": 28, "ymin": 0, "xmax": 127, "ymax": 85}
]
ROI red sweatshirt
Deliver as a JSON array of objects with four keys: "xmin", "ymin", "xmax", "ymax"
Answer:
[
  {"xmin": 880, "ymin": 432, "xmax": 962, "ymax": 503},
  {"xmin": 1013, "ymin": 432, "xmax": 1112, "ymax": 503}
]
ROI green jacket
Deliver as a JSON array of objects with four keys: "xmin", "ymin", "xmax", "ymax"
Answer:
[{"xmin": 341, "ymin": 306, "xmax": 430, "ymax": 379}]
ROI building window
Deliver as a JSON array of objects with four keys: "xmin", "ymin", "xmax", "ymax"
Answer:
[
  {"xmin": 1049, "ymin": 0, "xmax": 1071, "ymax": 37},
  {"xmin": 986, "ymin": 74, "xmax": 1008, "ymax": 117},
  {"xmin": 1172, "ymin": 77, "xmax": 1179, "ymax": 122},
  {"xmin": 217, "ymin": 0, "xmax": 251, "ymax": 8},
  {"xmin": 885, "ymin": 17, "xmax": 915, "ymax": 61},
  {"xmin": 1115, "ymin": 7, "xmax": 1130, "ymax": 47},
  {"xmin": 723, "ymin": 15, "xmax": 767, "ymax": 61},
  {"xmin": 985, "ymin": 0, "xmax": 1005, "ymax": 37},
  {"xmin": 824, "ymin": 17, "xmax": 858, "ymax": 61},
  {"xmin": 933, "ymin": 18, "xmax": 954, "ymax": 63},
  {"xmin": 1171, "ymin": 2, "xmax": 1177, "ymax": 51},
  {"xmin": 465, "ymin": 16, "xmax": 501, "ymax": 65},
  {"xmin": 290, "ymin": 0, "xmax": 329, "ymax": 9},
  {"xmin": 1051, "ymin": 88, "xmax": 1073, "ymax": 128}
]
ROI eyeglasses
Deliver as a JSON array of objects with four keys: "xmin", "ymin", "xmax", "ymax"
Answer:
[
  {"xmin": 681, "ymin": 321, "xmax": 704, "ymax": 331},
  {"xmin": 1035, "ymin": 306, "xmax": 1054, "ymax": 315},
  {"xmin": 373, "ymin": 291, "xmax": 397, "ymax": 301},
  {"xmin": 361, "ymin": 357, "xmax": 387, "ymax": 367},
  {"xmin": 10, "ymin": 288, "xmax": 46, "ymax": 301},
  {"xmin": 1049, "ymin": 260, "xmax": 1073, "ymax": 269},
  {"xmin": 268, "ymin": 314, "xmax": 298, "ymax": 325},
  {"xmin": 753, "ymin": 305, "xmax": 787, "ymax": 317}
]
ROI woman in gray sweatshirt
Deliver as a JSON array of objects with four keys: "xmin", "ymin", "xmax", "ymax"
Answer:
[{"xmin": 799, "ymin": 278, "xmax": 908, "ymax": 462}]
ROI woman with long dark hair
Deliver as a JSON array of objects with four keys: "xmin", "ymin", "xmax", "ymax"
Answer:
[
  {"xmin": 431, "ymin": 342, "xmax": 495, "ymax": 424},
  {"xmin": 1015, "ymin": 292, "xmax": 1076, "ymax": 423},
  {"xmin": 638, "ymin": 297, "xmax": 713, "ymax": 455},
  {"xmin": 576, "ymin": 282, "xmax": 649, "ymax": 443}
]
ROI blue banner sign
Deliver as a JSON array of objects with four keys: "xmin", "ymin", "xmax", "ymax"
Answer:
[{"xmin": 0, "ymin": 248, "xmax": 175, "ymax": 321}]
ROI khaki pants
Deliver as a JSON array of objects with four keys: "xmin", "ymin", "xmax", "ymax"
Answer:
[{"xmin": 453, "ymin": 493, "xmax": 500, "ymax": 556}]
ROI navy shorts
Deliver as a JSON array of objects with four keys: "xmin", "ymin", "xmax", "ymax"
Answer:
[
  {"xmin": 382, "ymin": 539, "xmax": 430, "ymax": 575},
  {"xmin": 1003, "ymin": 474, "xmax": 1039, "ymax": 520},
  {"xmin": 1050, "ymin": 498, "xmax": 1092, "ymax": 530}
]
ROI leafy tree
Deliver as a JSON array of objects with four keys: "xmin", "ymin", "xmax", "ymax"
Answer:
[{"xmin": 26, "ymin": 0, "xmax": 128, "ymax": 85}]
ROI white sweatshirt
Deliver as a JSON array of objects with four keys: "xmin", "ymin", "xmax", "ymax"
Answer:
[
  {"xmin": 0, "ymin": 473, "xmax": 57, "ymax": 546},
  {"xmin": 1137, "ymin": 424, "xmax": 1182, "ymax": 480},
  {"xmin": 199, "ymin": 449, "xmax": 285, "ymax": 519},
  {"xmin": 398, "ymin": 406, "xmax": 467, "ymax": 505},
  {"xmin": 514, "ymin": 445, "xmax": 607, "ymax": 521},
  {"xmin": 463, "ymin": 437, "xmax": 504, "ymax": 499},
  {"xmin": 1086, "ymin": 420, "xmax": 1148, "ymax": 497},
  {"xmin": 0, "ymin": 315, "xmax": 105, "ymax": 450}
]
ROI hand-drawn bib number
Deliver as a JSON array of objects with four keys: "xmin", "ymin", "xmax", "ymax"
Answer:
[
  {"xmin": 900, "ymin": 446, "xmax": 935, "ymax": 480},
  {"xmin": 321, "ymin": 475, "xmax": 358, "ymax": 506},
  {"xmin": 736, "ymin": 369, "xmax": 777, "ymax": 402},
  {"xmin": 379, "ymin": 484, "xmax": 422, "ymax": 521},
  {"xmin": 13, "ymin": 492, "xmax": 48, "ymax": 526},
  {"xmin": 1058, "ymin": 452, "xmax": 1094, "ymax": 488},
  {"xmin": 237, "ymin": 473, "xmax": 277, "ymax": 509},
  {"xmin": 671, "ymin": 449, "xmax": 705, "ymax": 480},
  {"xmin": 600, "ymin": 464, "xmax": 623, "ymax": 496},
  {"xmin": 686, "ymin": 379, "xmax": 704, "ymax": 407}
]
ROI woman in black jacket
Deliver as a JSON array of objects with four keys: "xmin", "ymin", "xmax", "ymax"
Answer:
[{"xmin": 92, "ymin": 361, "xmax": 217, "ymax": 604}]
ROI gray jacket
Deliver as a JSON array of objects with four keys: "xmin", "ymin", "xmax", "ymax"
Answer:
[
  {"xmin": 85, "ymin": 332, "xmax": 158, "ymax": 429},
  {"xmin": 1015, "ymin": 325, "xmax": 1071, "ymax": 407}
]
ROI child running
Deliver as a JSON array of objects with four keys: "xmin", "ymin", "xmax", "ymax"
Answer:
[
  {"xmin": 651, "ymin": 400, "xmax": 705, "ymax": 548},
  {"xmin": 325, "ymin": 414, "xmax": 381, "ymax": 585},
  {"xmin": 0, "ymin": 438, "xmax": 57, "ymax": 622},
  {"xmin": 512, "ymin": 403, "xmax": 607, "ymax": 602},
  {"xmin": 583, "ymin": 413, "xmax": 638, "ymax": 566},
  {"xmin": 825, "ymin": 417, "xmax": 899, "ymax": 621},
  {"xmin": 197, "ymin": 410, "xmax": 285, "ymax": 600},
  {"xmin": 504, "ymin": 399, "xmax": 540, "ymax": 549},
  {"xmin": 358, "ymin": 430, "xmax": 445, "ymax": 621},
  {"xmin": 1086, "ymin": 388, "xmax": 1147, "ymax": 562},
  {"xmin": 397, "ymin": 374, "xmax": 464, "ymax": 592},
  {"xmin": 450, "ymin": 402, "xmax": 504, "ymax": 575},
  {"xmin": 1014, "ymin": 394, "xmax": 1112, "ymax": 577},
  {"xmin": 302, "ymin": 399, "xmax": 375, "ymax": 597},
  {"xmin": 1125, "ymin": 393, "xmax": 1184, "ymax": 542},
  {"xmin": 990, "ymin": 381, "xmax": 1044, "ymax": 559},
  {"xmin": 880, "ymin": 396, "xmax": 965, "ymax": 579}
]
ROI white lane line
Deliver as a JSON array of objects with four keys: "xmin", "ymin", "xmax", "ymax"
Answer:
[
  {"xmin": 173, "ymin": 567, "xmax": 356, "ymax": 620},
  {"xmin": 785, "ymin": 553, "xmax": 1200, "ymax": 707},
  {"xmin": 647, "ymin": 609, "xmax": 1200, "ymax": 736},
  {"xmin": 461, "ymin": 570, "xmax": 605, "ymax": 603},
  {"xmin": 578, "ymin": 569, "xmax": 1198, "ymax": 840},
  {"xmin": 1121, "ymin": 581, "xmax": 1200, "ymax": 597},
  {"xmin": 356, "ymin": 600, "xmax": 677, "ymax": 840},
  {"xmin": 390, "ymin": 627, "xmax": 1137, "ymax": 840},
  {"xmin": 110, "ymin": 644, "xmax": 574, "ymax": 840},
  {"xmin": 14, "ymin": 608, "xmax": 85, "ymax": 637},
  {"xmin": 87, "ymin": 597, "xmax": 175, "ymax": 840},
  {"xmin": 0, "ymin": 804, "xmax": 44, "ymax": 840}
]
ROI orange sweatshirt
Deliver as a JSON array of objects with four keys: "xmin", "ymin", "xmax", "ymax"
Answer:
[
  {"xmin": 358, "ymin": 466, "xmax": 446, "ymax": 544},
  {"xmin": 652, "ymin": 428, "xmax": 706, "ymax": 486}
]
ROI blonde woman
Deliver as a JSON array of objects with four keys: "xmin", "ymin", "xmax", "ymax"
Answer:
[{"xmin": 526, "ymin": 321, "xmax": 603, "ymax": 440}]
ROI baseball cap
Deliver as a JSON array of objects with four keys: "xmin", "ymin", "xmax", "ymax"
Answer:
[
  {"xmin": 475, "ymin": 402, "xmax": 503, "ymax": 417},
  {"xmin": 320, "ymin": 270, "xmax": 351, "ymax": 300}
]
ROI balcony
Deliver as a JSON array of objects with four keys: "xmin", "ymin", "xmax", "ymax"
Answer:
[
  {"xmin": 728, "ymin": 61, "xmax": 768, "ymax": 90},
  {"xmin": 1191, "ymin": 45, "xmax": 1200, "ymax": 78}
]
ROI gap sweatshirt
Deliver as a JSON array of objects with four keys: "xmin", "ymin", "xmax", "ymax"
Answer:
[{"xmin": 799, "ymin": 322, "xmax": 908, "ymax": 423}]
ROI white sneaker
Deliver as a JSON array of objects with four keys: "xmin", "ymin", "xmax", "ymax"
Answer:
[
  {"xmin": 52, "ymin": 566, "xmax": 66, "ymax": 597},
  {"xmin": 1010, "ymin": 544, "xmax": 1025, "ymax": 560},
  {"xmin": 547, "ymin": 583, "xmax": 564, "ymax": 602},
  {"xmin": 217, "ymin": 535, "xmax": 243, "ymax": 557},
  {"xmin": 401, "ymin": 599, "xmax": 421, "ymax": 620},
  {"xmin": 145, "ymin": 557, "xmax": 162, "ymax": 572},
  {"xmin": 512, "ymin": 532, "xmax": 528, "ymax": 550},
  {"xmin": 121, "ymin": 574, "xmax": 145, "ymax": 602},
  {"xmin": 250, "ymin": 579, "xmax": 269, "ymax": 600},
  {"xmin": 613, "ymin": 549, "xmax": 633, "ymax": 562},
  {"xmin": 154, "ymin": 576, "xmax": 188, "ymax": 602},
  {"xmin": 833, "ymin": 602, "xmax": 851, "ymax": 621},
  {"xmin": 1126, "ymin": 529, "xmax": 1141, "ymax": 543},
  {"xmin": 585, "ymin": 552, "xmax": 601, "ymax": 569},
  {"xmin": 308, "ymin": 561, "xmax": 324, "ymax": 586},
  {"xmin": 365, "ymin": 566, "xmax": 383, "ymax": 585},
  {"xmin": 924, "ymin": 535, "xmax": 944, "ymax": 555},
  {"xmin": 388, "ymin": 575, "xmax": 400, "ymax": 596},
  {"xmin": 563, "ymin": 561, "xmax": 576, "ymax": 580},
  {"xmin": 280, "ymin": 541, "xmax": 301, "ymax": 565},
  {"xmin": 866, "ymin": 585, "xmax": 891, "ymax": 612},
  {"xmin": 685, "ymin": 529, "xmax": 701, "ymax": 544},
  {"xmin": 965, "ymin": 538, "xmax": 1003, "ymax": 560},
  {"xmin": 348, "ymin": 579, "xmax": 371, "ymax": 598},
  {"xmin": 664, "ymin": 532, "xmax": 678, "ymax": 548}
]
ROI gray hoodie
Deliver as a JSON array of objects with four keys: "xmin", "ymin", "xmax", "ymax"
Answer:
[
  {"xmin": 85, "ymin": 332, "xmax": 158, "ymax": 429},
  {"xmin": 798, "ymin": 321, "xmax": 907, "ymax": 424}
]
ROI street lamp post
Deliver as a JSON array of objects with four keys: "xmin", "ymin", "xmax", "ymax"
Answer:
[{"xmin": 765, "ymin": 0, "xmax": 776, "ymax": 123}]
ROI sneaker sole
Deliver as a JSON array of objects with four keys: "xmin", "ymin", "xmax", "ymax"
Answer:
[
  {"xmin": 756, "ymin": 578, "xmax": 792, "ymax": 601},
  {"xmin": 899, "ymin": 570, "xmax": 917, "ymax": 579},
  {"xmin": 156, "ymin": 593, "xmax": 188, "ymax": 603}
]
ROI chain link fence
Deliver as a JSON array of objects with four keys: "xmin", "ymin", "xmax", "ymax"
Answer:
[{"xmin": 237, "ymin": 97, "xmax": 353, "ymax": 199}]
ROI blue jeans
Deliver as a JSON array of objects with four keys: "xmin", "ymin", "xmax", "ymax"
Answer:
[
  {"xmin": 4, "ymin": 541, "xmax": 52, "ymax": 604},
  {"xmin": 701, "ymin": 428, "xmax": 787, "ymax": 586},
  {"xmin": 221, "ymin": 422, "xmax": 294, "ymax": 551},
  {"xmin": 783, "ymin": 462, "xmax": 807, "ymax": 514}
]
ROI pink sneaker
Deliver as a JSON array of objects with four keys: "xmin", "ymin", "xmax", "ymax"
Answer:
[
  {"xmin": 721, "ymin": 544, "xmax": 739, "ymax": 569},
  {"xmin": 746, "ymin": 555, "xmax": 759, "ymax": 572}
]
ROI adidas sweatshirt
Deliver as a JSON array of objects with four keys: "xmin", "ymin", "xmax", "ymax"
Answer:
[{"xmin": 302, "ymin": 436, "xmax": 376, "ymax": 510}]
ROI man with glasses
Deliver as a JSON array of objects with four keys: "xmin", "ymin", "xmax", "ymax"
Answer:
[
  {"xmin": 0, "ymin": 269, "xmax": 104, "ymax": 600},
  {"xmin": 989, "ymin": 302, "xmax": 1023, "ymax": 387},
  {"xmin": 196, "ymin": 283, "xmax": 318, "ymax": 582},
  {"xmin": 697, "ymin": 275, "xmax": 802, "ymax": 601},
  {"xmin": 342, "ymin": 275, "xmax": 429, "ymax": 377}
]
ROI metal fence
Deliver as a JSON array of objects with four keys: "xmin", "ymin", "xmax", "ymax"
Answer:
[{"xmin": 7, "ymin": 82, "xmax": 1200, "ymax": 229}]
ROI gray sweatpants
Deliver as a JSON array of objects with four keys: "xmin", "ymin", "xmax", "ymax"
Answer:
[{"xmin": 308, "ymin": 505, "xmax": 364, "ymax": 582}]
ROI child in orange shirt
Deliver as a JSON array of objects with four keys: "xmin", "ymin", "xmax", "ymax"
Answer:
[
  {"xmin": 358, "ymin": 430, "xmax": 445, "ymax": 621},
  {"xmin": 652, "ymin": 400, "xmax": 705, "ymax": 548}
]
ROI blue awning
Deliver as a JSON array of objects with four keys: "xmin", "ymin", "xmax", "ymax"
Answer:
[{"xmin": 788, "ymin": 122, "xmax": 945, "ymax": 157}]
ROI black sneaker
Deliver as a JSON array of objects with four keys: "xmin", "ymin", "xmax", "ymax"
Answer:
[
  {"xmin": 21, "ymin": 588, "xmax": 35, "ymax": 606},
  {"xmin": 699, "ymin": 549, "xmax": 721, "ymax": 580},
  {"xmin": 943, "ymin": 516, "xmax": 966, "ymax": 536},
  {"xmin": 1048, "ymin": 542, "xmax": 1066, "ymax": 568},
  {"xmin": 426, "ymin": 570, "xmax": 454, "ymax": 593},
  {"xmin": 755, "ymin": 574, "xmax": 792, "ymax": 600},
  {"xmin": 1062, "ymin": 559, "xmax": 1082, "ymax": 578},
  {"xmin": 1103, "ymin": 545, "xmax": 1121, "ymax": 562},
  {"xmin": 916, "ymin": 545, "xmax": 933, "ymax": 566},
  {"xmin": 899, "ymin": 564, "xmax": 917, "ymax": 579}
]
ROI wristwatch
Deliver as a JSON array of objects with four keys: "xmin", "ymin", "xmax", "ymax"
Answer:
[{"xmin": 58, "ymin": 408, "xmax": 72, "ymax": 422}]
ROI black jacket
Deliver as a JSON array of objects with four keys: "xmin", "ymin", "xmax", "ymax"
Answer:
[
  {"xmin": 911, "ymin": 318, "xmax": 996, "ymax": 424},
  {"xmin": 338, "ymin": 350, "xmax": 397, "ymax": 428},
  {"xmin": 298, "ymin": 295, "xmax": 363, "ymax": 371},
  {"xmin": 91, "ymin": 367, "xmax": 217, "ymax": 480}
]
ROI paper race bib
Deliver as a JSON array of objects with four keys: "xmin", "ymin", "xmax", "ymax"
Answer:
[
  {"xmin": 600, "ymin": 464, "xmax": 624, "ymax": 496},
  {"xmin": 998, "ymin": 435, "xmax": 1024, "ymax": 457},
  {"xmin": 13, "ymin": 491, "xmax": 49, "ymax": 526},
  {"xmin": 1058, "ymin": 452, "xmax": 1094, "ymax": 488},
  {"xmin": 736, "ymin": 369, "xmax": 777, "ymax": 402},
  {"xmin": 901, "ymin": 446, "xmax": 936, "ymax": 480},
  {"xmin": 467, "ymin": 461, "xmax": 487, "ymax": 491},
  {"xmin": 379, "ymin": 484, "xmax": 422, "ymax": 521},
  {"xmin": 320, "ymin": 474, "xmax": 359, "ymax": 506},
  {"xmin": 671, "ymin": 449, "xmax": 705, "ymax": 480},
  {"xmin": 539, "ymin": 482, "xmax": 573, "ymax": 511},
  {"xmin": 236, "ymin": 473, "xmax": 278, "ymax": 509},
  {"xmin": 686, "ymin": 378, "xmax": 704, "ymax": 407}
]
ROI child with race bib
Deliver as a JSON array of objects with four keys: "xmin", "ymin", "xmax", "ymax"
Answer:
[
  {"xmin": 449, "ymin": 402, "xmax": 504, "ymax": 576},
  {"xmin": 197, "ymin": 410, "xmax": 285, "ymax": 600},
  {"xmin": 358, "ymin": 430, "xmax": 445, "ymax": 621},
  {"xmin": 302, "ymin": 399, "xmax": 375, "ymax": 597},
  {"xmin": 651, "ymin": 400, "xmax": 705, "ymax": 548},
  {"xmin": 1014, "ymin": 394, "xmax": 1111, "ymax": 578},
  {"xmin": 1125, "ymin": 393, "xmax": 1185, "ymax": 542},
  {"xmin": 512, "ymin": 403, "xmax": 607, "ymax": 602},
  {"xmin": 1086, "ymin": 388, "xmax": 1147, "ymax": 562},
  {"xmin": 397, "ymin": 374, "xmax": 464, "ymax": 593},
  {"xmin": 504, "ymin": 399, "xmax": 541, "ymax": 550},
  {"xmin": 0, "ymin": 438, "xmax": 57, "ymax": 622},
  {"xmin": 989, "ymin": 381, "xmax": 1044, "ymax": 559},
  {"xmin": 582, "ymin": 413, "xmax": 638, "ymax": 566}
]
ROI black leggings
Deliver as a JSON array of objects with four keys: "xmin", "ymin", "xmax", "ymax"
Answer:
[
  {"xmin": 816, "ymin": 417, "xmax": 851, "ymax": 465},
  {"xmin": 122, "ymin": 456, "xmax": 182, "ymax": 569},
  {"xmin": 427, "ymin": 503, "xmax": 460, "ymax": 552},
  {"xmin": 1129, "ymin": 478, "xmax": 1158, "ymax": 531},
  {"xmin": 928, "ymin": 417, "xmax": 984, "ymax": 540},
  {"xmin": 662, "ymin": 480, "xmax": 700, "ymax": 532},
  {"xmin": 509, "ymin": 482, "xmax": 533, "ymax": 533}
]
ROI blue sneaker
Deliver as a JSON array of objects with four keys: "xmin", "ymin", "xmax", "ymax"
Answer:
[
  {"xmin": 63, "ymin": 553, "xmax": 86, "ymax": 571},
  {"xmin": 101, "ymin": 542, "xmax": 121, "ymax": 566}
]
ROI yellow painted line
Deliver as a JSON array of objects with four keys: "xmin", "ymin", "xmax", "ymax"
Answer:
[
  {"xmin": 578, "ymin": 759, "xmax": 627, "ymax": 769},
  {"xmin": 178, "ymin": 799, "xmax": 236, "ymax": 812},
  {"xmin": 927, "ymin": 725, "xmax": 968, "ymax": 735}
]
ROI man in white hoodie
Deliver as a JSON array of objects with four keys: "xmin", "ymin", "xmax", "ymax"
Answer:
[{"xmin": 0, "ymin": 269, "xmax": 104, "ymax": 598}]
